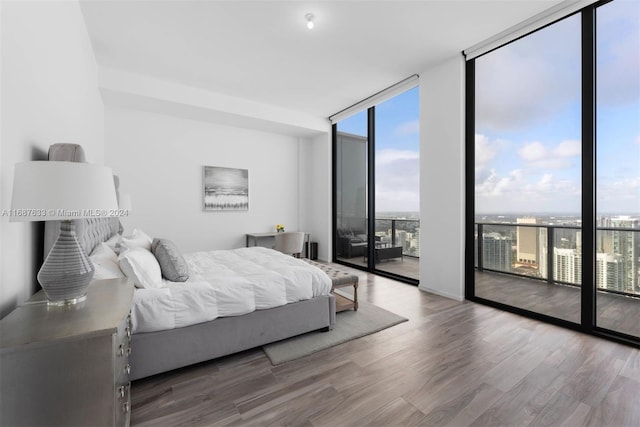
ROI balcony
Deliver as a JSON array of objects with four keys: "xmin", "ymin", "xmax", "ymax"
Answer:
[
  {"xmin": 336, "ymin": 218, "xmax": 420, "ymax": 281},
  {"xmin": 475, "ymin": 221, "xmax": 640, "ymax": 338}
]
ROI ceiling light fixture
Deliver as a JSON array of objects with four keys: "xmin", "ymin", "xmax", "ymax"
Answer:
[{"xmin": 305, "ymin": 13, "xmax": 314, "ymax": 30}]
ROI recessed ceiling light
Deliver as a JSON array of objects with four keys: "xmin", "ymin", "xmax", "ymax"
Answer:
[{"xmin": 305, "ymin": 13, "xmax": 314, "ymax": 30}]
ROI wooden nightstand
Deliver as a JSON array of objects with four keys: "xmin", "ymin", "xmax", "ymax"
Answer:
[{"xmin": 0, "ymin": 279, "xmax": 134, "ymax": 426}]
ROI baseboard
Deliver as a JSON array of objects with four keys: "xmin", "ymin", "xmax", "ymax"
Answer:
[{"xmin": 418, "ymin": 285, "xmax": 464, "ymax": 302}]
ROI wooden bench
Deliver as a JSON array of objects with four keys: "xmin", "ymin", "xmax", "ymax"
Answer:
[{"xmin": 303, "ymin": 260, "xmax": 358, "ymax": 312}]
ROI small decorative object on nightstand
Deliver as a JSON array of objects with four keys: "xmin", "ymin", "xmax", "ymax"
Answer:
[
  {"xmin": 10, "ymin": 161, "xmax": 119, "ymax": 305},
  {"xmin": 276, "ymin": 224, "xmax": 285, "ymax": 233}
]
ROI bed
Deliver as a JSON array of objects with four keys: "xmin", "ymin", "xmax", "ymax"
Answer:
[{"xmin": 44, "ymin": 144, "xmax": 336, "ymax": 380}]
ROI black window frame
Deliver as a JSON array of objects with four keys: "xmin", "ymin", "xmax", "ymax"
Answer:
[{"xmin": 465, "ymin": 0, "xmax": 639, "ymax": 348}]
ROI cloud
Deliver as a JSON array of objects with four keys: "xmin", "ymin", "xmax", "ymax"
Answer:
[
  {"xmin": 375, "ymin": 149, "xmax": 419, "ymax": 211},
  {"xmin": 475, "ymin": 14, "xmax": 581, "ymax": 131},
  {"xmin": 553, "ymin": 139, "xmax": 581, "ymax": 157},
  {"xmin": 597, "ymin": 176, "xmax": 640, "ymax": 213},
  {"xmin": 394, "ymin": 120, "xmax": 419, "ymax": 136},
  {"xmin": 476, "ymin": 167, "xmax": 581, "ymax": 213},
  {"xmin": 475, "ymin": 133, "xmax": 508, "ymax": 168},
  {"xmin": 517, "ymin": 139, "xmax": 581, "ymax": 170},
  {"xmin": 518, "ymin": 141, "xmax": 547, "ymax": 162},
  {"xmin": 376, "ymin": 149, "xmax": 418, "ymax": 165}
]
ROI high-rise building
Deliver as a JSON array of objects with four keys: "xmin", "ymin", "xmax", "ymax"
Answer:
[
  {"xmin": 554, "ymin": 248, "xmax": 582, "ymax": 285},
  {"xmin": 483, "ymin": 232, "xmax": 513, "ymax": 272},
  {"xmin": 599, "ymin": 216, "xmax": 638, "ymax": 293},
  {"xmin": 596, "ymin": 252, "xmax": 624, "ymax": 291},
  {"xmin": 516, "ymin": 218, "xmax": 537, "ymax": 265},
  {"xmin": 516, "ymin": 218, "xmax": 547, "ymax": 278}
]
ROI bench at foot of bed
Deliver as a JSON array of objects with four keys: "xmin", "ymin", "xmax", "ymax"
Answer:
[{"xmin": 303, "ymin": 260, "xmax": 359, "ymax": 312}]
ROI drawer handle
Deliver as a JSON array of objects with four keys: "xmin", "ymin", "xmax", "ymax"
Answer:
[
  {"xmin": 124, "ymin": 364, "xmax": 131, "ymax": 375},
  {"xmin": 117, "ymin": 344, "xmax": 125, "ymax": 357},
  {"xmin": 126, "ymin": 347, "xmax": 132, "ymax": 356},
  {"xmin": 118, "ymin": 386, "xmax": 126, "ymax": 398},
  {"xmin": 125, "ymin": 327, "xmax": 131, "ymax": 339},
  {"xmin": 123, "ymin": 402, "xmax": 130, "ymax": 413}
]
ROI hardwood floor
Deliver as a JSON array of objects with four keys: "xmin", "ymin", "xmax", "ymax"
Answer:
[{"xmin": 131, "ymin": 268, "xmax": 640, "ymax": 426}]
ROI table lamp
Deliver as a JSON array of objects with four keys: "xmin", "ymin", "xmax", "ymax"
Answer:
[{"xmin": 10, "ymin": 161, "xmax": 119, "ymax": 305}]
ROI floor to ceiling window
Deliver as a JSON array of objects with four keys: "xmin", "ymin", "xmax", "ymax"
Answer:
[
  {"xmin": 595, "ymin": 0, "xmax": 640, "ymax": 339},
  {"xmin": 473, "ymin": 12, "xmax": 582, "ymax": 324},
  {"xmin": 333, "ymin": 84, "xmax": 419, "ymax": 283},
  {"xmin": 467, "ymin": 0, "xmax": 639, "ymax": 345}
]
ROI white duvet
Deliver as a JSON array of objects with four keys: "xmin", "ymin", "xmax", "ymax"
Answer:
[{"xmin": 130, "ymin": 247, "xmax": 332, "ymax": 333}]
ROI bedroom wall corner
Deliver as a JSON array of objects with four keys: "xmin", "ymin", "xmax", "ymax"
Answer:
[
  {"xmin": 298, "ymin": 131, "xmax": 332, "ymax": 261},
  {"xmin": 418, "ymin": 55, "xmax": 466, "ymax": 302},
  {"xmin": 0, "ymin": 0, "xmax": 105, "ymax": 317}
]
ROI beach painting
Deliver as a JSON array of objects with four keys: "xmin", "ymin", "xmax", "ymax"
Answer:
[{"xmin": 203, "ymin": 166, "xmax": 249, "ymax": 211}]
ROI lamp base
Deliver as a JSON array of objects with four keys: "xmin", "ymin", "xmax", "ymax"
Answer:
[
  {"xmin": 47, "ymin": 294, "xmax": 88, "ymax": 307},
  {"xmin": 37, "ymin": 220, "xmax": 95, "ymax": 305}
]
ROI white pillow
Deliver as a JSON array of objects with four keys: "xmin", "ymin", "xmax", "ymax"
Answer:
[
  {"xmin": 89, "ymin": 243, "xmax": 125, "ymax": 280},
  {"xmin": 119, "ymin": 228, "xmax": 153, "ymax": 252},
  {"xmin": 119, "ymin": 247, "xmax": 162, "ymax": 289}
]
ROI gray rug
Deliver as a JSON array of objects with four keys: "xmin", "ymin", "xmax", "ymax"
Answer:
[{"xmin": 263, "ymin": 300, "xmax": 408, "ymax": 365}]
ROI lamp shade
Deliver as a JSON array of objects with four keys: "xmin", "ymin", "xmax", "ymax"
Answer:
[{"xmin": 10, "ymin": 161, "xmax": 119, "ymax": 221}]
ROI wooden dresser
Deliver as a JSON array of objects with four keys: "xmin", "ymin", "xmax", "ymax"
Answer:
[{"xmin": 0, "ymin": 279, "xmax": 134, "ymax": 426}]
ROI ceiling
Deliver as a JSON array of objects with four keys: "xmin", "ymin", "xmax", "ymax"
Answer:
[{"xmin": 80, "ymin": 0, "xmax": 565, "ymax": 119}]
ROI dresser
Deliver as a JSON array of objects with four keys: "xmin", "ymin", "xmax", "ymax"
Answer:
[{"xmin": 0, "ymin": 279, "xmax": 134, "ymax": 426}]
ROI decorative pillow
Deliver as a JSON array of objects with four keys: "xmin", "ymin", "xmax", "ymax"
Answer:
[
  {"xmin": 118, "ymin": 247, "xmax": 162, "ymax": 289},
  {"xmin": 119, "ymin": 228, "xmax": 153, "ymax": 252},
  {"xmin": 89, "ymin": 243, "xmax": 125, "ymax": 280},
  {"xmin": 151, "ymin": 238, "xmax": 189, "ymax": 282}
]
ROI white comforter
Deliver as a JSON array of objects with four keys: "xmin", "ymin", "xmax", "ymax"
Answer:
[{"xmin": 130, "ymin": 247, "xmax": 332, "ymax": 333}]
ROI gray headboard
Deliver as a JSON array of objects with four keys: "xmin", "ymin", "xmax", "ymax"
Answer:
[{"xmin": 43, "ymin": 144, "xmax": 123, "ymax": 258}]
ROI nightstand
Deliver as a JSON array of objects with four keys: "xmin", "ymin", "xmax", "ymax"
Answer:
[{"xmin": 0, "ymin": 278, "xmax": 134, "ymax": 426}]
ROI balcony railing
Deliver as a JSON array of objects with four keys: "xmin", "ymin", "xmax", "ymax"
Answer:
[
  {"xmin": 374, "ymin": 218, "xmax": 420, "ymax": 258},
  {"xmin": 475, "ymin": 221, "xmax": 640, "ymax": 298}
]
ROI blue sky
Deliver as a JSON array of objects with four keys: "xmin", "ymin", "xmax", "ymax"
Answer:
[
  {"xmin": 475, "ymin": 0, "xmax": 639, "ymax": 215},
  {"xmin": 337, "ymin": 0, "xmax": 639, "ymax": 217},
  {"xmin": 337, "ymin": 87, "xmax": 420, "ymax": 213}
]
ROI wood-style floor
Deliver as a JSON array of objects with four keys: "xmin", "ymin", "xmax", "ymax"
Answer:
[{"xmin": 131, "ymin": 268, "xmax": 640, "ymax": 426}]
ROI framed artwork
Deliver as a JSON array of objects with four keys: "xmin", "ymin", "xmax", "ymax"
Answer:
[{"xmin": 203, "ymin": 166, "xmax": 249, "ymax": 211}]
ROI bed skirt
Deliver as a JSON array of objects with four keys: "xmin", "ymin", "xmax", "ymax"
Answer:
[{"xmin": 130, "ymin": 294, "xmax": 336, "ymax": 380}]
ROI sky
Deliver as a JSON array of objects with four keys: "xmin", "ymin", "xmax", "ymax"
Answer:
[
  {"xmin": 337, "ymin": 87, "xmax": 420, "ymax": 213},
  {"xmin": 475, "ymin": 0, "xmax": 639, "ymax": 215},
  {"xmin": 336, "ymin": 0, "xmax": 639, "ymax": 217}
]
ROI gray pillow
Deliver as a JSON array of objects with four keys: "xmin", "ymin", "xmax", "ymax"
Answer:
[{"xmin": 151, "ymin": 238, "xmax": 189, "ymax": 282}]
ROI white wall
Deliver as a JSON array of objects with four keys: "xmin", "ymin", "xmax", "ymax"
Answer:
[
  {"xmin": 299, "ymin": 132, "xmax": 332, "ymax": 261},
  {"xmin": 105, "ymin": 106, "xmax": 318, "ymax": 253},
  {"xmin": 0, "ymin": 0, "xmax": 104, "ymax": 317},
  {"xmin": 419, "ymin": 55, "xmax": 466, "ymax": 301}
]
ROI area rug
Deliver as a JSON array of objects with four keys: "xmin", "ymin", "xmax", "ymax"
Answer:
[{"xmin": 262, "ymin": 300, "xmax": 408, "ymax": 365}]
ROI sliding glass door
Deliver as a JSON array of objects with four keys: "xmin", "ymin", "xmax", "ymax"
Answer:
[
  {"xmin": 335, "ymin": 111, "xmax": 369, "ymax": 267},
  {"xmin": 473, "ymin": 12, "xmax": 582, "ymax": 324},
  {"xmin": 333, "ymin": 86, "xmax": 420, "ymax": 284},
  {"xmin": 595, "ymin": 0, "xmax": 640, "ymax": 339},
  {"xmin": 467, "ymin": 0, "xmax": 639, "ymax": 345}
]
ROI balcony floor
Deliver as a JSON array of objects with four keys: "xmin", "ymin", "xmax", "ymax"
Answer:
[
  {"xmin": 475, "ymin": 270, "xmax": 640, "ymax": 339},
  {"xmin": 336, "ymin": 254, "xmax": 419, "ymax": 281}
]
